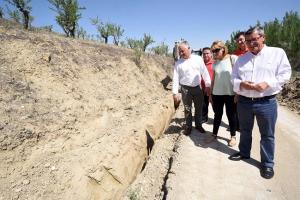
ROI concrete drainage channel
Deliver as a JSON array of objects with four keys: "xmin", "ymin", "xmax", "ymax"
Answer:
[{"xmin": 123, "ymin": 103, "xmax": 184, "ymax": 200}]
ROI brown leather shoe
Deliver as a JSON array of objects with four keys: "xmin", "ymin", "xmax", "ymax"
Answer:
[{"xmin": 195, "ymin": 126, "xmax": 206, "ymax": 133}]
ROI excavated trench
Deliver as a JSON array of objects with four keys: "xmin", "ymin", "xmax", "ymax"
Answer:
[
  {"xmin": 134, "ymin": 97, "xmax": 177, "ymax": 181},
  {"xmin": 88, "ymin": 95, "xmax": 177, "ymax": 200},
  {"xmin": 122, "ymin": 100, "xmax": 184, "ymax": 200}
]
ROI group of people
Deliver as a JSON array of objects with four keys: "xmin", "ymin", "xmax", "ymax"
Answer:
[{"xmin": 172, "ymin": 26, "xmax": 291, "ymax": 179}]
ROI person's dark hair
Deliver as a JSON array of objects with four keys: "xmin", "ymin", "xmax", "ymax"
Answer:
[
  {"xmin": 245, "ymin": 26, "xmax": 265, "ymax": 36},
  {"xmin": 234, "ymin": 31, "xmax": 245, "ymax": 40},
  {"xmin": 202, "ymin": 47, "xmax": 211, "ymax": 51}
]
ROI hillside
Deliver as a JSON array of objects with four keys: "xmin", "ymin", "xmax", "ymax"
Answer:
[{"xmin": 0, "ymin": 19, "xmax": 174, "ymax": 200}]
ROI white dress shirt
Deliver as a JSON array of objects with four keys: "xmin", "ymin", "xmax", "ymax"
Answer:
[
  {"xmin": 172, "ymin": 55, "xmax": 211, "ymax": 94},
  {"xmin": 231, "ymin": 45, "xmax": 291, "ymax": 98}
]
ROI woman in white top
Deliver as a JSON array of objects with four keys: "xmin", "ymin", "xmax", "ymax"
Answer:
[{"xmin": 206, "ymin": 40, "xmax": 238, "ymax": 146}]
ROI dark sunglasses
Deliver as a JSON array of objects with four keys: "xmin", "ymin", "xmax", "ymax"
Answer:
[{"xmin": 212, "ymin": 48, "xmax": 221, "ymax": 53}]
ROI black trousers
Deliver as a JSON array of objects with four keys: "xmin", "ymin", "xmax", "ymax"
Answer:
[
  {"xmin": 202, "ymin": 91, "xmax": 209, "ymax": 123},
  {"xmin": 212, "ymin": 95, "xmax": 236, "ymax": 136},
  {"xmin": 181, "ymin": 85, "xmax": 204, "ymax": 129}
]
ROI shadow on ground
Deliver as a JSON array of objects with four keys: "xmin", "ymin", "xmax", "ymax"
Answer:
[
  {"xmin": 164, "ymin": 118, "xmax": 185, "ymax": 135},
  {"xmin": 188, "ymin": 129, "xmax": 261, "ymax": 169}
]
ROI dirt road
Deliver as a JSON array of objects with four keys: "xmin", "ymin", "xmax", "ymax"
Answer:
[
  {"xmin": 165, "ymin": 105, "xmax": 300, "ymax": 200},
  {"xmin": 125, "ymin": 104, "xmax": 300, "ymax": 200}
]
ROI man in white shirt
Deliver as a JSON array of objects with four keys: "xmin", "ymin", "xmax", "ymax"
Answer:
[
  {"xmin": 230, "ymin": 26, "xmax": 291, "ymax": 179},
  {"xmin": 173, "ymin": 41, "xmax": 211, "ymax": 135}
]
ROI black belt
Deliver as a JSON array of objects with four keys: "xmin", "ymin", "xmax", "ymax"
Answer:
[
  {"xmin": 181, "ymin": 84, "xmax": 200, "ymax": 89},
  {"xmin": 240, "ymin": 95, "xmax": 276, "ymax": 101}
]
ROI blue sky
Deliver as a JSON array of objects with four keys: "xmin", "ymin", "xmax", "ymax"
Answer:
[{"xmin": 1, "ymin": 0, "xmax": 300, "ymax": 51}]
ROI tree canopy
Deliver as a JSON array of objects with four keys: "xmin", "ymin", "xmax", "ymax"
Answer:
[
  {"xmin": 91, "ymin": 17, "xmax": 124, "ymax": 45},
  {"xmin": 5, "ymin": 0, "xmax": 32, "ymax": 29},
  {"xmin": 48, "ymin": 0, "xmax": 85, "ymax": 37}
]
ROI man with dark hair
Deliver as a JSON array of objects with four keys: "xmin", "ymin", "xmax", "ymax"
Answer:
[
  {"xmin": 230, "ymin": 26, "xmax": 291, "ymax": 179},
  {"xmin": 172, "ymin": 41, "xmax": 211, "ymax": 135},
  {"xmin": 233, "ymin": 31, "xmax": 248, "ymax": 56},
  {"xmin": 201, "ymin": 47, "xmax": 214, "ymax": 123}
]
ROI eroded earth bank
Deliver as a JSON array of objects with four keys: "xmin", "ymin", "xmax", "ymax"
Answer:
[{"xmin": 0, "ymin": 19, "xmax": 175, "ymax": 200}]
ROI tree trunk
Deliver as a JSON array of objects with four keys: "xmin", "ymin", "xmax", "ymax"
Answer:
[
  {"xmin": 70, "ymin": 23, "xmax": 75, "ymax": 38},
  {"xmin": 23, "ymin": 10, "xmax": 29, "ymax": 29}
]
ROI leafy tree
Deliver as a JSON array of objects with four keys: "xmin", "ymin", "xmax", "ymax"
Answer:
[
  {"xmin": 127, "ymin": 34, "xmax": 154, "ymax": 52},
  {"xmin": 264, "ymin": 11, "xmax": 300, "ymax": 73},
  {"xmin": 48, "ymin": 0, "xmax": 85, "ymax": 37},
  {"xmin": 125, "ymin": 38, "xmax": 144, "ymax": 67},
  {"xmin": 76, "ymin": 26, "xmax": 87, "ymax": 39},
  {"xmin": 281, "ymin": 11, "xmax": 300, "ymax": 67},
  {"xmin": 8, "ymin": 9, "xmax": 21, "ymax": 23},
  {"xmin": 152, "ymin": 42, "xmax": 169, "ymax": 56},
  {"xmin": 119, "ymin": 41, "xmax": 127, "ymax": 47},
  {"xmin": 98, "ymin": 23, "xmax": 114, "ymax": 43},
  {"xmin": 112, "ymin": 24, "xmax": 124, "ymax": 45},
  {"xmin": 5, "ymin": 0, "xmax": 32, "ymax": 29},
  {"xmin": 91, "ymin": 17, "xmax": 115, "ymax": 43},
  {"xmin": 126, "ymin": 38, "xmax": 143, "ymax": 50},
  {"xmin": 95, "ymin": 34, "xmax": 104, "ymax": 42},
  {"xmin": 142, "ymin": 33, "xmax": 155, "ymax": 52},
  {"xmin": 227, "ymin": 11, "xmax": 300, "ymax": 74},
  {"xmin": 225, "ymin": 31, "xmax": 239, "ymax": 54},
  {"xmin": 264, "ymin": 18, "xmax": 281, "ymax": 47}
]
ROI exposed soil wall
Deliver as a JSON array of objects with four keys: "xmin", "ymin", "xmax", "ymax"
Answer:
[
  {"xmin": 278, "ymin": 77, "xmax": 300, "ymax": 114},
  {"xmin": 0, "ymin": 19, "xmax": 174, "ymax": 200}
]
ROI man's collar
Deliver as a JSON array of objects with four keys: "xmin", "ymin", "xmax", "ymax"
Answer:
[
  {"xmin": 251, "ymin": 44, "xmax": 266, "ymax": 56},
  {"xmin": 205, "ymin": 59, "xmax": 214, "ymax": 64}
]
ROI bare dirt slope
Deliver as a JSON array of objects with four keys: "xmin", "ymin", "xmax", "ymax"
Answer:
[{"xmin": 0, "ymin": 19, "xmax": 174, "ymax": 200}]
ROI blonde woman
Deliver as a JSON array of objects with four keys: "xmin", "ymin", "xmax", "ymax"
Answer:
[{"xmin": 206, "ymin": 41, "xmax": 238, "ymax": 146}]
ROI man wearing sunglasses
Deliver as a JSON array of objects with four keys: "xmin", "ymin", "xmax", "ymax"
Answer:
[
  {"xmin": 230, "ymin": 26, "xmax": 291, "ymax": 179},
  {"xmin": 172, "ymin": 41, "xmax": 211, "ymax": 135}
]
